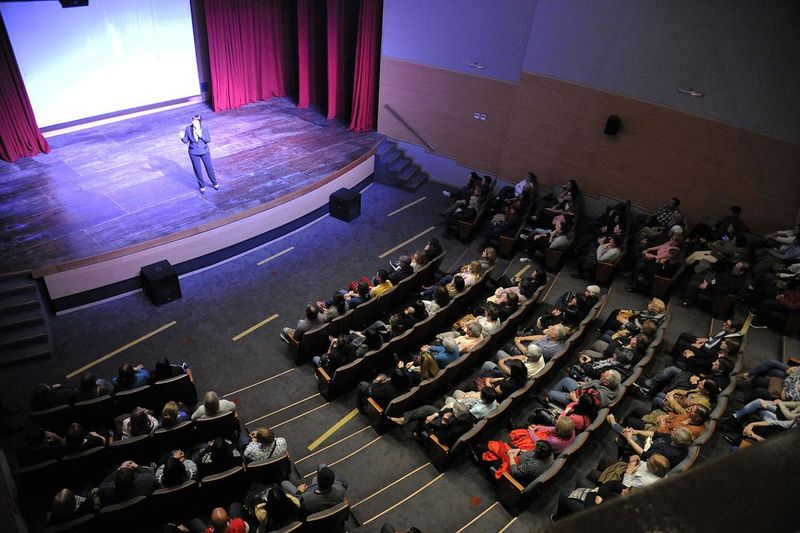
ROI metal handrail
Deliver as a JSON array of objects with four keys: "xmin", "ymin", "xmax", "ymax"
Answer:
[{"xmin": 383, "ymin": 103, "xmax": 436, "ymax": 152}]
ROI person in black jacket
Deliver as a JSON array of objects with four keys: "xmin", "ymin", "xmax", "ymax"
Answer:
[
  {"xmin": 97, "ymin": 461, "xmax": 155, "ymax": 506},
  {"xmin": 356, "ymin": 369, "xmax": 411, "ymax": 413}
]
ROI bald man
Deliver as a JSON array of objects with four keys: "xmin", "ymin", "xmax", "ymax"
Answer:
[{"xmin": 184, "ymin": 504, "xmax": 249, "ymax": 533}]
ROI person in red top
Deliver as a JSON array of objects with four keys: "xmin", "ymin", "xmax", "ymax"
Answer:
[{"xmin": 182, "ymin": 505, "xmax": 249, "ymax": 533}]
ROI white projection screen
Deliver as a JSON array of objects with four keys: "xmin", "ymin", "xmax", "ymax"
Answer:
[{"xmin": 0, "ymin": 0, "xmax": 201, "ymax": 127}]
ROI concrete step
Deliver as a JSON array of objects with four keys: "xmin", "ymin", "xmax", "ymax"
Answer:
[
  {"xmin": 403, "ymin": 172, "xmax": 429, "ymax": 191},
  {"xmin": 396, "ymin": 163, "xmax": 420, "ymax": 182},
  {"xmin": 0, "ymin": 331, "xmax": 48, "ymax": 351},
  {"xmin": 0, "ymin": 282, "xmax": 36, "ymax": 298},
  {"xmin": 376, "ymin": 139, "xmax": 396, "ymax": 155},
  {"xmin": 0, "ymin": 344, "xmax": 51, "ymax": 369},
  {"xmin": 0, "ymin": 314, "xmax": 44, "ymax": 333},
  {"xmin": 0, "ymin": 299, "xmax": 39, "ymax": 317},
  {"xmin": 378, "ymin": 148, "xmax": 404, "ymax": 166}
]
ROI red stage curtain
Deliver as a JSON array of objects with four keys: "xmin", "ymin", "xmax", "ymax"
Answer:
[
  {"xmin": 326, "ymin": 0, "xmax": 346, "ymax": 120},
  {"xmin": 349, "ymin": 0, "xmax": 382, "ymax": 132},
  {"xmin": 0, "ymin": 14, "xmax": 49, "ymax": 163},
  {"xmin": 203, "ymin": 0, "xmax": 290, "ymax": 112},
  {"xmin": 297, "ymin": 0, "xmax": 326, "ymax": 109}
]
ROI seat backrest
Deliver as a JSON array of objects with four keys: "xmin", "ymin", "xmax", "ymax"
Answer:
[
  {"xmin": 245, "ymin": 452, "xmax": 291, "ymax": 485},
  {"xmin": 97, "ymin": 495, "xmax": 150, "ymax": 531},
  {"xmin": 327, "ymin": 357, "xmax": 366, "ymax": 399},
  {"xmin": 113, "ymin": 385, "xmax": 152, "ymax": 417},
  {"xmin": 559, "ymin": 431, "xmax": 590, "ymax": 459},
  {"xmin": 328, "ymin": 308, "xmax": 356, "ymax": 337},
  {"xmin": 150, "ymin": 479, "xmax": 199, "ymax": 525},
  {"xmin": 60, "ymin": 446, "xmax": 109, "ymax": 489},
  {"xmin": 153, "ymin": 372, "xmax": 197, "ymax": 409},
  {"xmin": 200, "ymin": 465, "xmax": 247, "ymax": 510},
  {"xmin": 108, "ymin": 434, "xmax": 153, "ymax": 465},
  {"xmin": 73, "ymin": 395, "xmax": 115, "ymax": 431},
  {"xmin": 153, "ymin": 420, "xmax": 196, "ymax": 452},
  {"xmin": 193, "ymin": 409, "xmax": 238, "ymax": 442},
  {"xmin": 303, "ymin": 500, "xmax": 350, "ymax": 532},
  {"xmin": 29, "ymin": 404, "xmax": 72, "ymax": 435},
  {"xmin": 44, "ymin": 513, "xmax": 96, "ymax": 533},
  {"xmin": 297, "ymin": 323, "xmax": 331, "ymax": 363},
  {"xmin": 13, "ymin": 460, "xmax": 61, "ymax": 502}
]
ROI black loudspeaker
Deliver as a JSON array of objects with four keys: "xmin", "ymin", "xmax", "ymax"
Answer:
[
  {"xmin": 141, "ymin": 260, "xmax": 181, "ymax": 306},
  {"xmin": 329, "ymin": 188, "xmax": 361, "ymax": 222},
  {"xmin": 59, "ymin": 0, "xmax": 89, "ymax": 7},
  {"xmin": 603, "ymin": 115, "xmax": 621, "ymax": 136}
]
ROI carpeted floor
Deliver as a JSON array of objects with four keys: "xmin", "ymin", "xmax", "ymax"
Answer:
[{"xmin": 0, "ymin": 179, "xmax": 789, "ymax": 532}]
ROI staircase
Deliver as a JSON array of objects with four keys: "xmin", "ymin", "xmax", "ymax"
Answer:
[
  {"xmin": 374, "ymin": 139, "xmax": 429, "ymax": 191},
  {"xmin": 0, "ymin": 271, "xmax": 51, "ymax": 368}
]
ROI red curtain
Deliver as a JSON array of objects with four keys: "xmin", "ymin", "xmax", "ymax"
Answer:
[
  {"xmin": 326, "ymin": 0, "xmax": 346, "ymax": 120},
  {"xmin": 203, "ymin": 0, "xmax": 290, "ymax": 112},
  {"xmin": 0, "ymin": 14, "xmax": 49, "ymax": 163},
  {"xmin": 349, "ymin": 0, "xmax": 382, "ymax": 131},
  {"xmin": 296, "ymin": 0, "xmax": 325, "ymax": 108}
]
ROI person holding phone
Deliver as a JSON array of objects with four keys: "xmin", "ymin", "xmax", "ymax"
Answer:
[{"xmin": 179, "ymin": 113, "xmax": 219, "ymax": 194}]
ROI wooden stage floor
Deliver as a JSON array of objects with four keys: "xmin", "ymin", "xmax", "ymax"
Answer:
[{"xmin": 0, "ymin": 98, "xmax": 383, "ymax": 273}]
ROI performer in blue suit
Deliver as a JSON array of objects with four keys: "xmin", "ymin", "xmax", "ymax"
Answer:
[{"xmin": 179, "ymin": 114, "xmax": 219, "ymax": 194}]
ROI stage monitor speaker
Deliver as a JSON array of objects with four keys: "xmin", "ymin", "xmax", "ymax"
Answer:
[
  {"xmin": 60, "ymin": 0, "xmax": 89, "ymax": 7},
  {"xmin": 329, "ymin": 188, "xmax": 361, "ymax": 222},
  {"xmin": 141, "ymin": 260, "xmax": 181, "ymax": 306},
  {"xmin": 603, "ymin": 115, "xmax": 621, "ymax": 136}
]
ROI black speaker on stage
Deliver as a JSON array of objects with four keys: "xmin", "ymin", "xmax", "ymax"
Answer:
[
  {"xmin": 603, "ymin": 115, "xmax": 621, "ymax": 136},
  {"xmin": 141, "ymin": 260, "xmax": 181, "ymax": 306},
  {"xmin": 329, "ymin": 188, "xmax": 361, "ymax": 222}
]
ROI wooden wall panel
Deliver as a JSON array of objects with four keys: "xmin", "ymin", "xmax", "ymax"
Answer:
[
  {"xmin": 377, "ymin": 57, "xmax": 517, "ymax": 172},
  {"xmin": 499, "ymin": 73, "xmax": 800, "ymax": 232}
]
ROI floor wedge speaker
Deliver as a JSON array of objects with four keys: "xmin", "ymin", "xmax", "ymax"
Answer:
[
  {"xmin": 141, "ymin": 260, "xmax": 181, "ymax": 306},
  {"xmin": 329, "ymin": 188, "xmax": 361, "ymax": 222}
]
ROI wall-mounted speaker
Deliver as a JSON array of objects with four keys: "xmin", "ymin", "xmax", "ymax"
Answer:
[
  {"xmin": 604, "ymin": 115, "xmax": 621, "ymax": 136},
  {"xmin": 329, "ymin": 188, "xmax": 361, "ymax": 222},
  {"xmin": 141, "ymin": 260, "xmax": 181, "ymax": 306}
]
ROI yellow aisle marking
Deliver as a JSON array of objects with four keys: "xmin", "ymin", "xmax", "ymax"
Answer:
[
  {"xmin": 271, "ymin": 402, "xmax": 331, "ymax": 430},
  {"xmin": 709, "ymin": 318, "xmax": 715, "ymax": 337},
  {"xmin": 512, "ymin": 264, "xmax": 531, "ymax": 280},
  {"xmin": 257, "ymin": 246, "xmax": 294, "ymax": 266},
  {"xmin": 388, "ymin": 197, "xmax": 427, "ymax": 217},
  {"xmin": 350, "ymin": 463, "xmax": 431, "ymax": 509},
  {"xmin": 456, "ymin": 501, "xmax": 500, "ymax": 533},
  {"xmin": 362, "ymin": 473, "xmax": 445, "ymax": 525},
  {"xmin": 232, "ymin": 313, "xmax": 279, "ymax": 341},
  {"xmin": 741, "ymin": 312, "xmax": 753, "ymax": 335},
  {"xmin": 498, "ymin": 517, "xmax": 518, "ymax": 533},
  {"xmin": 295, "ymin": 426, "xmax": 373, "ymax": 465},
  {"xmin": 307, "ymin": 408, "xmax": 360, "ymax": 451},
  {"xmin": 379, "ymin": 226, "xmax": 436, "ymax": 259},
  {"xmin": 66, "ymin": 321, "xmax": 176, "ymax": 379},
  {"xmin": 303, "ymin": 436, "xmax": 382, "ymax": 478},
  {"xmin": 245, "ymin": 393, "xmax": 321, "ymax": 425},
  {"xmin": 223, "ymin": 368, "xmax": 294, "ymax": 397}
]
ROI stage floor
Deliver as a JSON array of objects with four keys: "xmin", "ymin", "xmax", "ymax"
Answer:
[{"xmin": 0, "ymin": 98, "xmax": 383, "ymax": 273}]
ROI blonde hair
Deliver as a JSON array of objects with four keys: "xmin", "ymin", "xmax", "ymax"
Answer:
[
  {"xmin": 161, "ymin": 401, "xmax": 178, "ymax": 423},
  {"xmin": 469, "ymin": 260, "xmax": 482, "ymax": 275},
  {"xmin": 648, "ymin": 298, "xmax": 666, "ymax": 315},
  {"xmin": 555, "ymin": 417, "xmax": 575, "ymax": 439}
]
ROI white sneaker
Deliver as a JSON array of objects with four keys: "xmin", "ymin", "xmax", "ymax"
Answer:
[
  {"xmin": 519, "ymin": 257, "xmax": 531, "ymax": 263},
  {"xmin": 200, "ymin": 187, "xmax": 206, "ymax": 194},
  {"xmin": 212, "ymin": 183, "xmax": 219, "ymax": 190}
]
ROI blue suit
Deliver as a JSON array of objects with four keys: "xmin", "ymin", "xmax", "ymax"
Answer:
[{"xmin": 181, "ymin": 125, "xmax": 217, "ymax": 189}]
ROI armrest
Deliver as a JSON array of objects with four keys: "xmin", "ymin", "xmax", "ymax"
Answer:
[
  {"xmin": 501, "ymin": 471, "xmax": 525, "ymax": 492},
  {"xmin": 317, "ymin": 367, "xmax": 331, "ymax": 382},
  {"xmin": 367, "ymin": 396, "xmax": 384, "ymax": 415},
  {"xmin": 430, "ymin": 434, "xmax": 449, "ymax": 452}
]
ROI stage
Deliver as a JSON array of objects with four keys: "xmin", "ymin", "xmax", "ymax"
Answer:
[{"xmin": 0, "ymin": 98, "xmax": 383, "ymax": 307}]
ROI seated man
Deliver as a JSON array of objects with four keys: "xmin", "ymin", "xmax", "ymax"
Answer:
[
  {"xmin": 281, "ymin": 304, "xmax": 324, "ymax": 344},
  {"xmin": 508, "ymin": 324, "xmax": 567, "ymax": 362},
  {"xmin": 610, "ymin": 422, "xmax": 693, "ymax": 468},
  {"xmin": 47, "ymin": 488, "xmax": 96, "ymax": 527},
  {"xmin": 282, "ymin": 465, "xmax": 347, "ymax": 516},
  {"xmin": 671, "ymin": 319, "xmax": 743, "ymax": 357},
  {"xmin": 388, "ymin": 255, "xmax": 414, "ymax": 284},
  {"xmin": 185, "ymin": 504, "xmax": 249, "ymax": 533},
  {"xmin": 546, "ymin": 370, "xmax": 622, "ymax": 408},
  {"xmin": 482, "ymin": 343, "xmax": 545, "ymax": 381},
  {"xmin": 370, "ymin": 269, "xmax": 394, "ymax": 298},
  {"xmin": 112, "ymin": 363, "xmax": 151, "ymax": 392},
  {"xmin": 436, "ymin": 321, "xmax": 484, "ymax": 353},
  {"xmin": 29, "ymin": 382, "xmax": 78, "ymax": 411},
  {"xmin": 97, "ymin": 460, "xmax": 156, "ymax": 507},
  {"xmin": 423, "ymin": 338, "xmax": 460, "ymax": 368},
  {"xmin": 191, "ymin": 391, "xmax": 237, "ymax": 421},
  {"xmin": 651, "ymin": 379, "xmax": 719, "ymax": 414},
  {"xmin": 443, "ymin": 387, "xmax": 499, "ymax": 420},
  {"xmin": 619, "ymin": 404, "xmax": 710, "ymax": 439},
  {"xmin": 683, "ymin": 261, "xmax": 749, "ymax": 307},
  {"xmin": 641, "ymin": 356, "xmax": 734, "ymax": 397},
  {"xmin": 389, "ymin": 401, "xmax": 475, "ymax": 446}
]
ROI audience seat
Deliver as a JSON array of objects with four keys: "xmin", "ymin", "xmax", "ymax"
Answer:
[
  {"xmin": 113, "ymin": 385, "xmax": 152, "ymax": 417},
  {"xmin": 245, "ymin": 452, "xmax": 291, "ymax": 485},
  {"xmin": 152, "ymin": 372, "xmax": 197, "ymax": 410},
  {"xmin": 108, "ymin": 434, "xmax": 153, "ymax": 465},
  {"xmin": 153, "ymin": 420, "xmax": 196, "ymax": 452},
  {"xmin": 301, "ymin": 500, "xmax": 350, "ymax": 533},
  {"xmin": 200, "ymin": 465, "xmax": 248, "ymax": 512},
  {"xmin": 72, "ymin": 395, "xmax": 114, "ymax": 431},
  {"xmin": 44, "ymin": 513, "xmax": 96, "ymax": 533},
  {"xmin": 150, "ymin": 479, "xmax": 199, "ymax": 525},
  {"xmin": 194, "ymin": 409, "xmax": 238, "ymax": 443},
  {"xmin": 60, "ymin": 446, "xmax": 107, "ymax": 490},
  {"xmin": 29, "ymin": 404, "xmax": 72, "ymax": 435},
  {"xmin": 96, "ymin": 495, "xmax": 150, "ymax": 532}
]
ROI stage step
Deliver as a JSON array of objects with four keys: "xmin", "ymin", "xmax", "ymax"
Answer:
[
  {"xmin": 373, "ymin": 139, "xmax": 429, "ymax": 191},
  {"xmin": 0, "ymin": 271, "xmax": 52, "ymax": 368}
]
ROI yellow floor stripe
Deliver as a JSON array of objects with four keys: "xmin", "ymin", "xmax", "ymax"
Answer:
[
  {"xmin": 350, "ymin": 463, "xmax": 431, "ymax": 509},
  {"xmin": 456, "ymin": 501, "xmax": 499, "ymax": 533},
  {"xmin": 257, "ymin": 246, "xmax": 294, "ymax": 266},
  {"xmin": 741, "ymin": 312, "xmax": 753, "ymax": 335},
  {"xmin": 362, "ymin": 473, "xmax": 444, "ymax": 525},
  {"xmin": 232, "ymin": 313, "xmax": 279, "ymax": 341},
  {"xmin": 307, "ymin": 408, "xmax": 360, "ymax": 451},
  {"xmin": 295, "ymin": 426, "xmax": 373, "ymax": 465},
  {"xmin": 223, "ymin": 368, "xmax": 294, "ymax": 397},
  {"xmin": 245, "ymin": 393, "xmax": 321, "ymax": 426},
  {"xmin": 303, "ymin": 436, "xmax": 382, "ymax": 478},
  {"xmin": 379, "ymin": 226, "xmax": 436, "ymax": 259},
  {"xmin": 387, "ymin": 196, "xmax": 427, "ymax": 217},
  {"xmin": 512, "ymin": 263, "xmax": 531, "ymax": 280},
  {"xmin": 66, "ymin": 321, "xmax": 176, "ymax": 379}
]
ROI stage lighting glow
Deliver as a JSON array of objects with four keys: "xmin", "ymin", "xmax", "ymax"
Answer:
[{"xmin": 1, "ymin": 0, "xmax": 200, "ymax": 127}]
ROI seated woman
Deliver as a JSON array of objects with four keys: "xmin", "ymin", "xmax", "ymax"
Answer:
[
  {"xmin": 312, "ymin": 334, "xmax": 357, "ymax": 371},
  {"xmin": 159, "ymin": 400, "xmax": 191, "ymax": 429},
  {"xmin": 47, "ymin": 488, "xmax": 96, "ymax": 527},
  {"xmin": 352, "ymin": 326, "xmax": 384, "ymax": 358},
  {"xmin": 113, "ymin": 363, "xmax": 151, "ymax": 392},
  {"xmin": 599, "ymin": 298, "xmax": 666, "ymax": 343},
  {"xmin": 243, "ymin": 426, "xmax": 287, "ymax": 463},
  {"xmin": 320, "ymin": 292, "xmax": 348, "ymax": 322},
  {"xmin": 74, "ymin": 372, "xmax": 114, "ymax": 402},
  {"xmin": 356, "ymin": 368, "xmax": 412, "ymax": 413},
  {"xmin": 422, "ymin": 285, "xmax": 451, "ymax": 316},
  {"xmin": 421, "ymin": 260, "xmax": 483, "ymax": 299},
  {"xmin": 475, "ymin": 359, "xmax": 528, "ymax": 401},
  {"xmin": 155, "ymin": 451, "xmax": 198, "ymax": 488},
  {"xmin": 120, "ymin": 406, "xmax": 158, "ymax": 439},
  {"xmin": 196, "ymin": 437, "xmax": 242, "ymax": 478},
  {"xmin": 410, "ymin": 248, "xmax": 430, "ymax": 272},
  {"xmin": 477, "ymin": 439, "xmax": 554, "ymax": 482},
  {"xmin": 257, "ymin": 484, "xmax": 303, "ymax": 531},
  {"xmin": 574, "ymin": 235, "xmax": 623, "ymax": 280},
  {"xmin": 511, "ymin": 417, "xmax": 576, "ymax": 454},
  {"xmin": 573, "ymin": 347, "xmax": 636, "ymax": 381},
  {"xmin": 443, "ymin": 387, "xmax": 499, "ymax": 421},
  {"xmin": 609, "ymin": 420, "xmax": 693, "ymax": 468},
  {"xmin": 63, "ymin": 422, "xmax": 105, "ymax": 454},
  {"xmin": 149, "ymin": 357, "xmax": 189, "ymax": 384}
]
